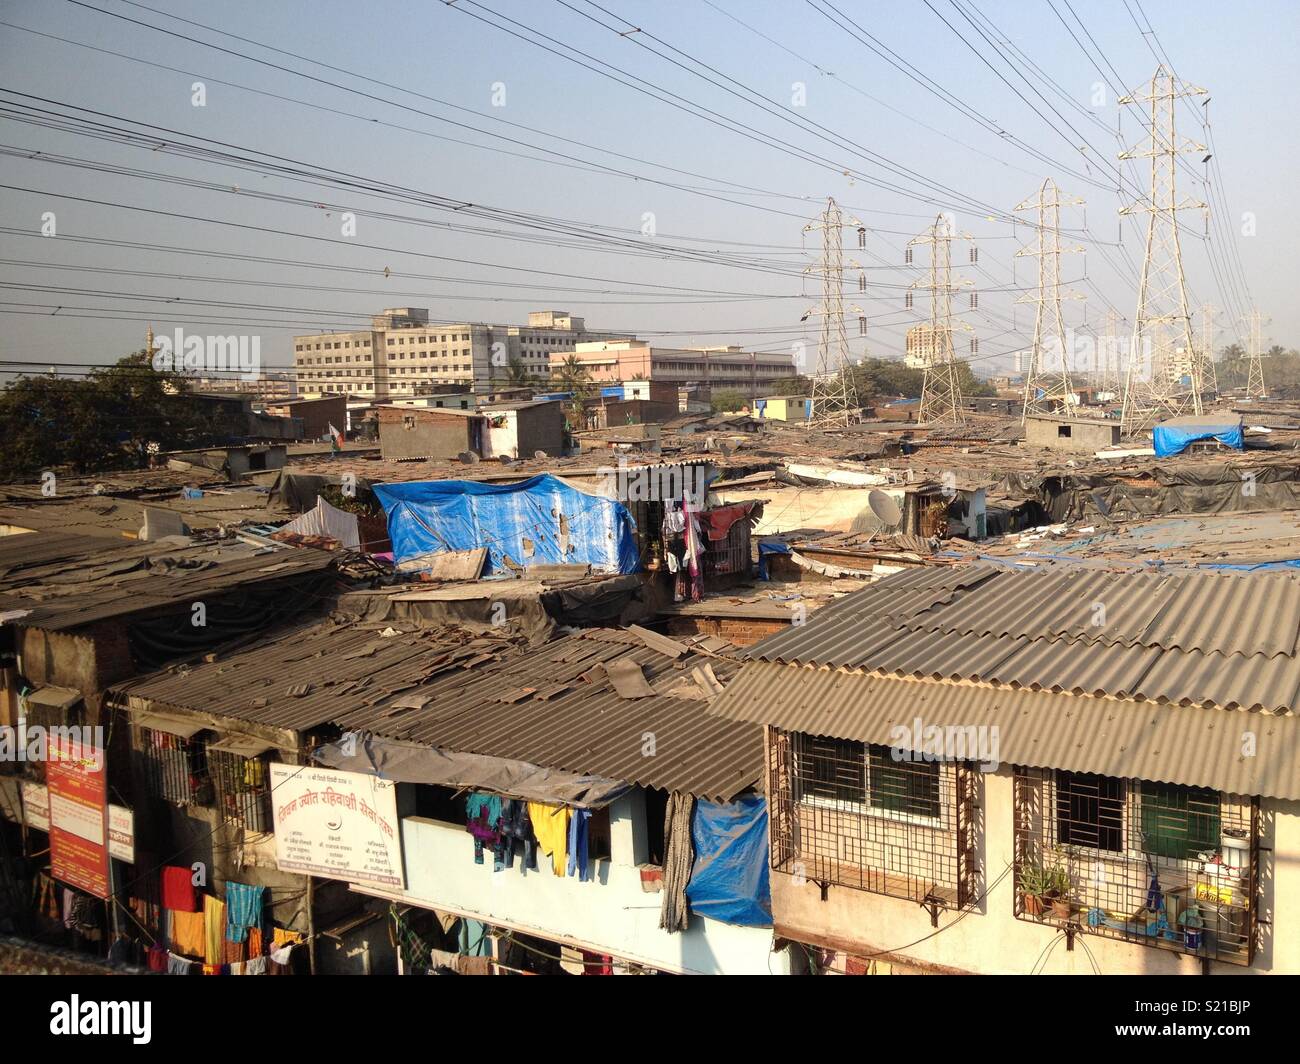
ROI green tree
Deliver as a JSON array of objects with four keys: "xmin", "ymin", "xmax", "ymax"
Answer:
[
  {"xmin": 0, "ymin": 349, "xmax": 208, "ymax": 479},
  {"xmin": 710, "ymin": 388, "xmax": 749, "ymax": 413},
  {"xmin": 551, "ymin": 354, "xmax": 595, "ymax": 416}
]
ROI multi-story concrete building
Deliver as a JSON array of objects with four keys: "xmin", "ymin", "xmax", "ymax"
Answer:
[
  {"xmin": 551, "ymin": 339, "xmax": 795, "ymax": 394},
  {"xmin": 293, "ymin": 309, "xmax": 627, "ymax": 399},
  {"xmin": 905, "ymin": 323, "xmax": 952, "ymax": 369},
  {"xmin": 190, "ymin": 372, "xmax": 298, "ymax": 402}
]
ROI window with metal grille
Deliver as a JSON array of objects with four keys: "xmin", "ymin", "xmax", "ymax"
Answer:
[
  {"xmin": 208, "ymin": 747, "xmax": 273, "ymax": 834},
  {"xmin": 1014, "ymin": 766, "xmax": 1257, "ymax": 966},
  {"xmin": 134, "ymin": 726, "xmax": 211, "ymax": 807},
  {"xmin": 1056, "ymin": 771, "xmax": 1124, "ymax": 851},
  {"xmin": 769, "ymin": 732, "xmax": 976, "ymax": 909}
]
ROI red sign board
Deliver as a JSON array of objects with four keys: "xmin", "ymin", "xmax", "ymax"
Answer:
[{"xmin": 47, "ymin": 736, "xmax": 109, "ymax": 899}]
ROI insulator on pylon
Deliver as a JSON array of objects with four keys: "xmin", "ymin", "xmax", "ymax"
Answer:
[
  {"xmin": 970, "ymin": 247, "xmax": 979, "ymax": 263},
  {"xmin": 905, "ymin": 291, "xmax": 913, "ymax": 309},
  {"xmin": 857, "ymin": 227, "xmax": 866, "ymax": 248},
  {"xmin": 858, "ymin": 274, "xmax": 866, "ymax": 292},
  {"xmin": 905, "ymin": 248, "xmax": 913, "ymax": 265},
  {"xmin": 970, "ymin": 337, "xmax": 979, "ymax": 354},
  {"xmin": 858, "ymin": 316, "xmax": 867, "ymax": 336},
  {"xmin": 970, "ymin": 292, "xmax": 978, "ymax": 309}
]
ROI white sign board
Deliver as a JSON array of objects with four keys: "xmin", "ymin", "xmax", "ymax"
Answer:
[
  {"xmin": 108, "ymin": 805, "xmax": 135, "ymax": 864},
  {"xmin": 20, "ymin": 781, "xmax": 50, "ymax": 831},
  {"xmin": 270, "ymin": 764, "xmax": 404, "ymax": 889}
]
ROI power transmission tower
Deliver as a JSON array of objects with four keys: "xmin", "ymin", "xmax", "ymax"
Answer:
[
  {"xmin": 802, "ymin": 197, "xmax": 863, "ymax": 425},
  {"xmin": 1198, "ymin": 303, "xmax": 1219, "ymax": 398},
  {"xmin": 1119, "ymin": 66, "xmax": 1206, "ymax": 436},
  {"xmin": 1101, "ymin": 309, "xmax": 1123, "ymax": 396},
  {"xmin": 1244, "ymin": 307, "xmax": 1268, "ymax": 398},
  {"xmin": 1016, "ymin": 178, "xmax": 1085, "ymax": 422},
  {"xmin": 909, "ymin": 214, "xmax": 974, "ymax": 427}
]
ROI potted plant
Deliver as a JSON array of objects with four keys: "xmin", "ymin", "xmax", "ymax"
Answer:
[
  {"xmin": 1041, "ymin": 854, "xmax": 1073, "ymax": 919},
  {"xmin": 1018, "ymin": 862, "xmax": 1048, "ymax": 916}
]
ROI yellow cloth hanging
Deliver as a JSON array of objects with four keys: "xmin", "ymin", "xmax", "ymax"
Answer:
[
  {"xmin": 170, "ymin": 909, "xmax": 206, "ymax": 958},
  {"xmin": 243, "ymin": 759, "xmax": 265, "ymax": 788},
  {"xmin": 527, "ymin": 802, "xmax": 570, "ymax": 877},
  {"xmin": 204, "ymin": 894, "xmax": 226, "ymax": 966},
  {"xmin": 272, "ymin": 927, "xmax": 304, "ymax": 949}
]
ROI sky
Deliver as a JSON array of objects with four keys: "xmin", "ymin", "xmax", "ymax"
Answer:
[{"xmin": 0, "ymin": 0, "xmax": 1294, "ymax": 381}]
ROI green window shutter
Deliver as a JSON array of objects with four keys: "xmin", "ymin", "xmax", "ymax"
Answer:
[
  {"xmin": 868, "ymin": 745, "xmax": 940, "ymax": 819},
  {"xmin": 1140, "ymin": 782, "xmax": 1220, "ymax": 860}
]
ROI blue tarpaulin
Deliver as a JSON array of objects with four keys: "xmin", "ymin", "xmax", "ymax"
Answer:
[
  {"xmin": 685, "ymin": 795, "xmax": 772, "ymax": 927},
  {"xmin": 1152, "ymin": 415, "xmax": 1244, "ymax": 458},
  {"xmin": 757, "ymin": 539, "xmax": 791, "ymax": 580},
  {"xmin": 373, "ymin": 474, "xmax": 640, "ymax": 575}
]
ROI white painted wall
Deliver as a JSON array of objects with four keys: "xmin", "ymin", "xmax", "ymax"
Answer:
[{"xmin": 393, "ymin": 793, "xmax": 790, "ymax": 975}]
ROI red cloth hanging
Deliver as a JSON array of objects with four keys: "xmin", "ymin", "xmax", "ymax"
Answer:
[{"xmin": 160, "ymin": 866, "xmax": 197, "ymax": 913}]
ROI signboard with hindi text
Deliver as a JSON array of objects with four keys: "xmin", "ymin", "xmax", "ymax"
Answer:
[
  {"xmin": 47, "ymin": 737, "xmax": 109, "ymax": 899},
  {"xmin": 270, "ymin": 764, "xmax": 404, "ymax": 888}
]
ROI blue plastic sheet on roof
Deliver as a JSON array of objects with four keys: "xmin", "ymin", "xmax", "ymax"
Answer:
[
  {"xmin": 757, "ymin": 539, "xmax": 791, "ymax": 580},
  {"xmin": 1152, "ymin": 417, "xmax": 1244, "ymax": 458},
  {"xmin": 373, "ymin": 474, "xmax": 640, "ymax": 575},
  {"xmin": 685, "ymin": 795, "xmax": 772, "ymax": 927}
]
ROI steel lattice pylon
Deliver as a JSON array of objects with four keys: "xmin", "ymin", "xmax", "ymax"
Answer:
[
  {"xmin": 1016, "ymin": 178, "xmax": 1085, "ymax": 422},
  {"xmin": 1198, "ymin": 303, "xmax": 1220, "ymax": 398},
  {"xmin": 802, "ymin": 197, "xmax": 863, "ymax": 426},
  {"xmin": 909, "ymin": 214, "xmax": 973, "ymax": 427},
  {"xmin": 1245, "ymin": 307, "xmax": 1268, "ymax": 399},
  {"xmin": 1119, "ymin": 66, "xmax": 1207, "ymax": 436}
]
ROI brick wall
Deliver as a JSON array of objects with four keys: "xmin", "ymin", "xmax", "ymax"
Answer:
[{"xmin": 664, "ymin": 616, "xmax": 789, "ymax": 646}]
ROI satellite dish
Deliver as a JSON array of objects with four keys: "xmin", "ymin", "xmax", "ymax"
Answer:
[
  {"xmin": 457, "ymin": 451, "xmax": 480, "ymax": 464},
  {"xmin": 868, "ymin": 489, "xmax": 902, "ymax": 528},
  {"xmin": 497, "ymin": 455, "xmax": 515, "ymax": 464},
  {"xmin": 719, "ymin": 440, "xmax": 734, "ymax": 457},
  {"xmin": 534, "ymin": 450, "xmax": 548, "ymax": 460}
]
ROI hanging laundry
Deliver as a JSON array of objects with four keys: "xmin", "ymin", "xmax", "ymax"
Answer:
[
  {"xmin": 224, "ymin": 882, "xmax": 265, "ymax": 943},
  {"xmin": 567, "ymin": 808, "xmax": 591, "ymax": 882},
  {"xmin": 527, "ymin": 801, "xmax": 570, "ymax": 877},
  {"xmin": 701, "ymin": 502, "xmax": 754, "ymax": 542},
  {"xmin": 160, "ymin": 866, "xmax": 197, "ymax": 912},
  {"xmin": 495, "ymin": 800, "xmax": 536, "ymax": 873},
  {"xmin": 166, "ymin": 951, "xmax": 196, "ymax": 976},
  {"xmin": 466, "ymin": 791, "xmax": 503, "ymax": 865},
  {"xmin": 243, "ymin": 956, "xmax": 267, "ymax": 976},
  {"xmin": 169, "ymin": 910, "xmax": 206, "ymax": 958},
  {"xmin": 247, "ymin": 926, "xmax": 264, "ymax": 958},
  {"xmin": 147, "ymin": 945, "xmax": 167, "ymax": 973},
  {"xmin": 271, "ymin": 927, "xmax": 304, "ymax": 950},
  {"xmin": 203, "ymin": 895, "xmax": 226, "ymax": 966}
]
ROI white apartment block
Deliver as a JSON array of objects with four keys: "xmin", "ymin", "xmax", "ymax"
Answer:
[{"xmin": 293, "ymin": 308, "xmax": 628, "ymax": 400}]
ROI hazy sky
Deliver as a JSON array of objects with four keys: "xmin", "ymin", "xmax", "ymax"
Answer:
[{"xmin": 0, "ymin": 0, "xmax": 1293, "ymax": 380}]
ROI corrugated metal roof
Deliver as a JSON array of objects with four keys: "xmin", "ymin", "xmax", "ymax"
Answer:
[
  {"xmin": 746, "ymin": 563, "xmax": 1300, "ymax": 711},
  {"xmin": 0, "ymin": 540, "xmax": 334, "ymax": 631},
  {"xmin": 111, "ymin": 622, "xmax": 761, "ymax": 802},
  {"xmin": 710, "ymin": 662, "xmax": 1300, "ymax": 801}
]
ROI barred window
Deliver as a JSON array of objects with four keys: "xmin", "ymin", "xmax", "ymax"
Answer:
[
  {"xmin": 771, "ymin": 732, "xmax": 975, "ymax": 909},
  {"xmin": 134, "ymin": 724, "xmax": 211, "ymax": 807},
  {"xmin": 1056, "ymin": 771, "xmax": 1124, "ymax": 851},
  {"xmin": 1014, "ymin": 767, "xmax": 1257, "ymax": 966},
  {"xmin": 208, "ymin": 743, "xmax": 273, "ymax": 834}
]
